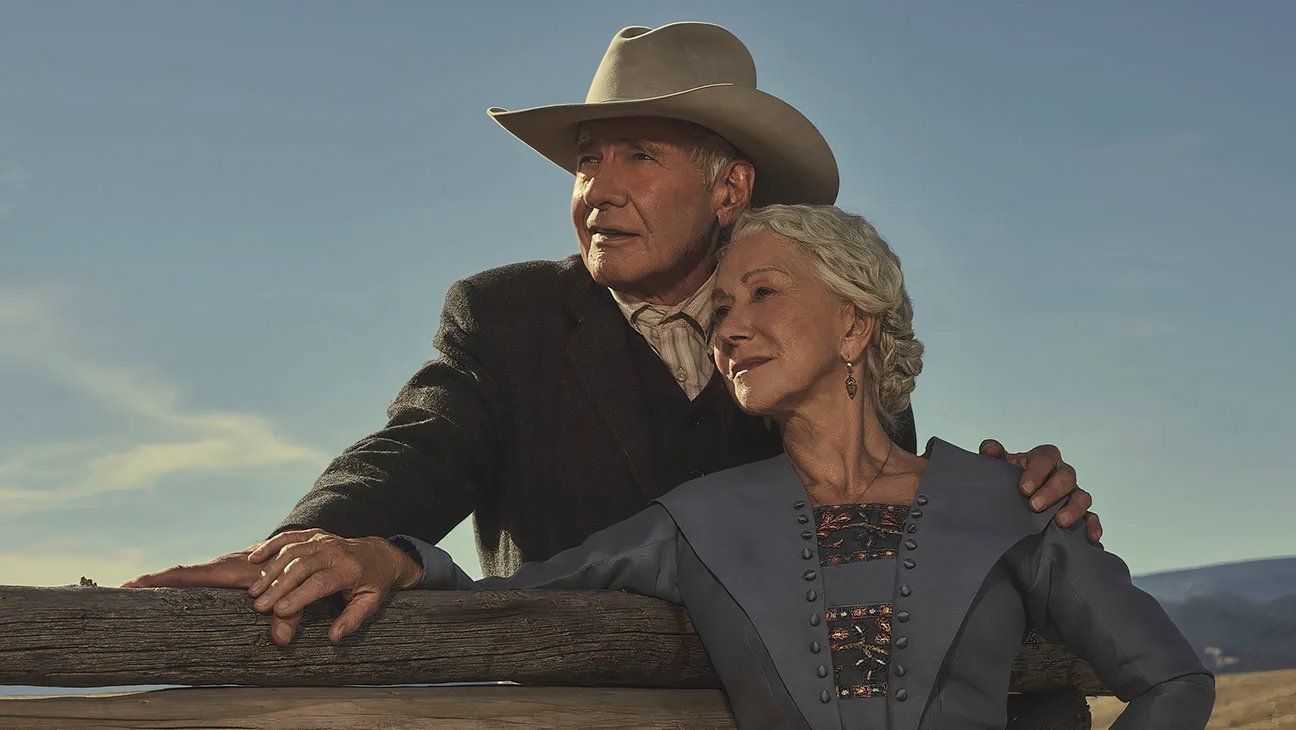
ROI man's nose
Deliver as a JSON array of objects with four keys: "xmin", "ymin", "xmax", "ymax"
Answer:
[{"xmin": 580, "ymin": 164, "xmax": 629, "ymax": 209}]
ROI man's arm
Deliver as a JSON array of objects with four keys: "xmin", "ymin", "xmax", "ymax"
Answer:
[
  {"xmin": 274, "ymin": 277, "xmax": 510, "ymax": 544},
  {"xmin": 123, "ymin": 278, "xmax": 512, "ymax": 598}
]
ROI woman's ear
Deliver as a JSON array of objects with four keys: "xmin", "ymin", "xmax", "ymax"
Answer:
[{"xmin": 840, "ymin": 306, "xmax": 877, "ymax": 364}]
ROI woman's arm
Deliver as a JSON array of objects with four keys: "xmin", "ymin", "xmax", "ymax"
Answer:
[
  {"xmin": 1012, "ymin": 523, "xmax": 1215, "ymax": 729},
  {"xmin": 391, "ymin": 503, "xmax": 682, "ymax": 603}
]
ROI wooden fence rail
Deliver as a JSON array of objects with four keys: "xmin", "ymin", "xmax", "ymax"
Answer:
[{"xmin": 0, "ymin": 585, "xmax": 1105, "ymax": 727}]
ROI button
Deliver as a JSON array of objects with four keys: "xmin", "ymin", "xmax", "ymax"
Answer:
[
  {"xmin": 793, "ymin": 500, "xmax": 805, "ymax": 509},
  {"xmin": 896, "ymin": 688, "xmax": 909, "ymax": 701},
  {"xmin": 801, "ymin": 548, "xmax": 814, "ymax": 560},
  {"xmin": 797, "ymin": 514, "xmax": 809, "ymax": 524},
  {"xmin": 896, "ymin": 610, "xmax": 910, "ymax": 623},
  {"xmin": 803, "ymin": 570, "xmax": 817, "ymax": 581},
  {"xmin": 895, "ymin": 637, "xmax": 909, "ymax": 649},
  {"xmin": 820, "ymin": 689, "xmax": 831, "ymax": 703},
  {"xmin": 906, "ymin": 524, "xmax": 918, "ymax": 533},
  {"xmin": 810, "ymin": 640, "xmax": 822, "ymax": 654},
  {"xmin": 810, "ymin": 614, "xmax": 821, "ymax": 626},
  {"xmin": 674, "ymin": 369, "xmax": 688, "ymax": 382},
  {"xmin": 903, "ymin": 558, "xmax": 915, "ymax": 569},
  {"xmin": 899, "ymin": 584, "xmax": 912, "ymax": 597},
  {"xmin": 801, "ymin": 530, "xmax": 814, "ymax": 541},
  {"xmin": 817, "ymin": 665, "xmax": 828, "ymax": 678},
  {"xmin": 911, "ymin": 509, "xmax": 923, "ymax": 519},
  {"xmin": 916, "ymin": 495, "xmax": 928, "ymax": 505},
  {"xmin": 894, "ymin": 664, "xmax": 906, "ymax": 677},
  {"xmin": 806, "ymin": 589, "xmax": 817, "ymax": 602},
  {"xmin": 904, "ymin": 539, "xmax": 917, "ymax": 551}
]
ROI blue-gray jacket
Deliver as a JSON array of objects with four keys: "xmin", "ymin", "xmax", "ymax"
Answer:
[{"xmin": 396, "ymin": 439, "xmax": 1214, "ymax": 728}]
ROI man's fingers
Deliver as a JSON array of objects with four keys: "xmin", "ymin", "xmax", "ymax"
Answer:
[
  {"xmin": 1028, "ymin": 462, "xmax": 1076, "ymax": 511},
  {"xmin": 252, "ymin": 555, "xmax": 327, "ymax": 613},
  {"xmin": 269, "ymin": 612, "xmax": 303, "ymax": 647},
  {"xmin": 249, "ymin": 540, "xmax": 326, "ymax": 597},
  {"xmin": 329, "ymin": 591, "xmax": 385, "ymax": 643},
  {"xmin": 248, "ymin": 529, "xmax": 326, "ymax": 564},
  {"xmin": 120, "ymin": 553, "xmax": 258, "ymax": 589},
  {"xmin": 1053, "ymin": 487, "xmax": 1093, "ymax": 528},
  {"xmin": 270, "ymin": 568, "xmax": 346, "ymax": 618},
  {"xmin": 1020, "ymin": 444, "xmax": 1063, "ymax": 500},
  {"xmin": 979, "ymin": 439, "xmax": 1007, "ymax": 460},
  {"xmin": 1083, "ymin": 511, "xmax": 1104, "ymax": 543}
]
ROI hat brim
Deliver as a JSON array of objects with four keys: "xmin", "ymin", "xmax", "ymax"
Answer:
[{"xmin": 487, "ymin": 84, "xmax": 838, "ymax": 207}]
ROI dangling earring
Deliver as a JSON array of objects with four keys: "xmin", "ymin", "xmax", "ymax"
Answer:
[{"xmin": 844, "ymin": 359, "xmax": 858, "ymax": 400}]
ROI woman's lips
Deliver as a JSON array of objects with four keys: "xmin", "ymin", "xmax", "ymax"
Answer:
[{"xmin": 731, "ymin": 357, "xmax": 772, "ymax": 378}]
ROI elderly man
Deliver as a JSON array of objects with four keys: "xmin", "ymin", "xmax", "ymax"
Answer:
[{"xmin": 125, "ymin": 22, "xmax": 1098, "ymax": 647}]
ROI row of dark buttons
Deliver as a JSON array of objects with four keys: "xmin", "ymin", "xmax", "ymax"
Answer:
[
  {"xmin": 891, "ymin": 493, "xmax": 928, "ymax": 703},
  {"xmin": 793, "ymin": 499, "xmax": 834, "ymax": 703}
]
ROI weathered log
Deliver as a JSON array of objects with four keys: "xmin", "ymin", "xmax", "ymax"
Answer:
[
  {"xmin": 0, "ymin": 585, "xmax": 1107, "ymax": 695},
  {"xmin": 0, "ymin": 686, "xmax": 740, "ymax": 729}
]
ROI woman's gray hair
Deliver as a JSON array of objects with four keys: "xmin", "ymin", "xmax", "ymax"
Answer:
[{"xmin": 727, "ymin": 204, "xmax": 924, "ymax": 425}]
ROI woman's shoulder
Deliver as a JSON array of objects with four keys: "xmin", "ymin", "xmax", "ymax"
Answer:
[
  {"xmin": 922, "ymin": 437, "xmax": 1060, "ymax": 530},
  {"xmin": 653, "ymin": 453, "xmax": 801, "ymax": 515}
]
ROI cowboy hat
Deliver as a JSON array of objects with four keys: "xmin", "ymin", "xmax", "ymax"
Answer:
[{"xmin": 487, "ymin": 22, "xmax": 839, "ymax": 207}]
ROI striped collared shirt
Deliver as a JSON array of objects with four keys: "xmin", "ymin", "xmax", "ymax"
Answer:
[{"xmin": 610, "ymin": 275, "xmax": 717, "ymax": 400}]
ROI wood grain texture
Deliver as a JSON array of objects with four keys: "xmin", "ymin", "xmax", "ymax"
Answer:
[
  {"xmin": 1, "ymin": 585, "xmax": 1107, "ymax": 696},
  {"xmin": 0, "ymin": 686, "xmax": 740, "ymax": 729}
]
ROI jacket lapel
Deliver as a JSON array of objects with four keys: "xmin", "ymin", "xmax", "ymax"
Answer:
[
  {"xmin": 655, "ymin": 455, "xmax": 844, "ymax": 729},
  {"xmin": 565, "ymin": 273, "xmax": 657, "ymax": 500}
]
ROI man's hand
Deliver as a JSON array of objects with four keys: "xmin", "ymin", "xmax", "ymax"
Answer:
[
  {"xmin": 244, "ymin": 529, "xmax": 422, "ymax": 646},
  {"xmin": 120, "ymin": 528, "xmax": 335, "ymax": 646},
  {"xmin": 978, "ymin": 439, "xmax": 1102, "ymax": 543}
]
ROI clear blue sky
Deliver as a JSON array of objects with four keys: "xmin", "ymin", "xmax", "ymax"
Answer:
[{"xmin": 1, "ymin": 1, "xmax": 1292, "ymax": 589}]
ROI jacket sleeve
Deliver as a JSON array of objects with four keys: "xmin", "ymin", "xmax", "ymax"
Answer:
[
  {"xmin": 273, "ymin": 278, "xmax": 510, "ymax": 544},
  {"xmin": 390, "ymin": 504, "xmax": 682, "ymax": 604},
  {"xmin": 1013, "ymin": 523, "xmax": 1215, "ymax": 729}
]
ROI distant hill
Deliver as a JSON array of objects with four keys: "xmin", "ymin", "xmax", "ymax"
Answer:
[
  {"xmin": 1130, "ymin": 556, "xmax": 1296, "ymax": 673},
  {"xmin": 1134, "ymin": 555, "xmax": 1296, "ymax": 604}
]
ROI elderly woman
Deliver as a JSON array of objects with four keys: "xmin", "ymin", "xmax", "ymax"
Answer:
[{"xmin": 246, "ymin": 205, "xmax": 1214, "ymax": 729}]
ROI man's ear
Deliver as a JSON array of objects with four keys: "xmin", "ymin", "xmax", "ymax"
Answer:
[
  {"xmin": 715, "ymin": 160, "xmax": 756, "ymax": 228},
  {"xmin": 840, "ymin": 306, "xmax": 877, "ymax": 364}
]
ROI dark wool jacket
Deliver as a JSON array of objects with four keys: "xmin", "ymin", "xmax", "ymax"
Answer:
[{"xmin": 275, "ymin": 254, "xmax": 918, "ymax": 575}]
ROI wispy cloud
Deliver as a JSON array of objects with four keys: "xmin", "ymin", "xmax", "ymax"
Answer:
[{"xmin": 0, "ymin": 287, "xmax": 329, "ymax": 517}]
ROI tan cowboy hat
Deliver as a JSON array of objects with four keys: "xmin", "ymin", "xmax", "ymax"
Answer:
[{"xmin": 488, "ymin": 22, "xmax": 839, "ymax": 207}]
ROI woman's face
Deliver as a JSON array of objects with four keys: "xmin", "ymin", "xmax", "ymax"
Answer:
[{"xmin": 711, "ymin": 230, "xmax": 858, "ymax": 416}]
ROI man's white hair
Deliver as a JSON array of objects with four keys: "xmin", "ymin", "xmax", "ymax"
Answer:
[{"xmin": 727, "ymin": 204, "xmax": 924, "ymax": 426}]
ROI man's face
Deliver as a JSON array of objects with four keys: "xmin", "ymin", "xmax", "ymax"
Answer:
[{"xmin": 571, "ymin": 117, "xmax": 725, "ymax": 303}]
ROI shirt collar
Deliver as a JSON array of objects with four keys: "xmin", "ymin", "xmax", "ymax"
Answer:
[{"xmin": 609, "ymin": 274, "xmax": 716, "ymax": 335}]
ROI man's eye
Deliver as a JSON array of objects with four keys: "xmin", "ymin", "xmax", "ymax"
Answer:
[
  {"xmin": 577, "ymin": 155, "xmax": 599, "ymax": 167},
  {"xmin": 633, "ymin": 152, "xmax": 654, "ymax": 161}
]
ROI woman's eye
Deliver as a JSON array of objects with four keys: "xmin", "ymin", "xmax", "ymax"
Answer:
[{"xmin": 753, "ymin": 287, "xmax": 775, "ymax": 300}]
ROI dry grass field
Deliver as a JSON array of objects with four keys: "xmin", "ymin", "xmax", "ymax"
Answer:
[{"xmin": 1089, "ymin": 668, "xmax": 1296, "ymax": 729}]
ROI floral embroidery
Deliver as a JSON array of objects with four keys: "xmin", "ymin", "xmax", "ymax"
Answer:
[
  {"xmin": 826, "ymin": 602, "xmax": 893, "ymax": 699},
  {"xmin": 814, "ymin": 503, "xmax": 908, "ymax": 566}
]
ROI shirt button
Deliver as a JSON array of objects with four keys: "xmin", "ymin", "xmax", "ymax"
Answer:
[
  {"xmin": 674, "ymin": 369, "xmax": 688, "ymax": 382},
  {"xmin": 820, "ymin": 689, "xmax": 831, "ymax": 703}
]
